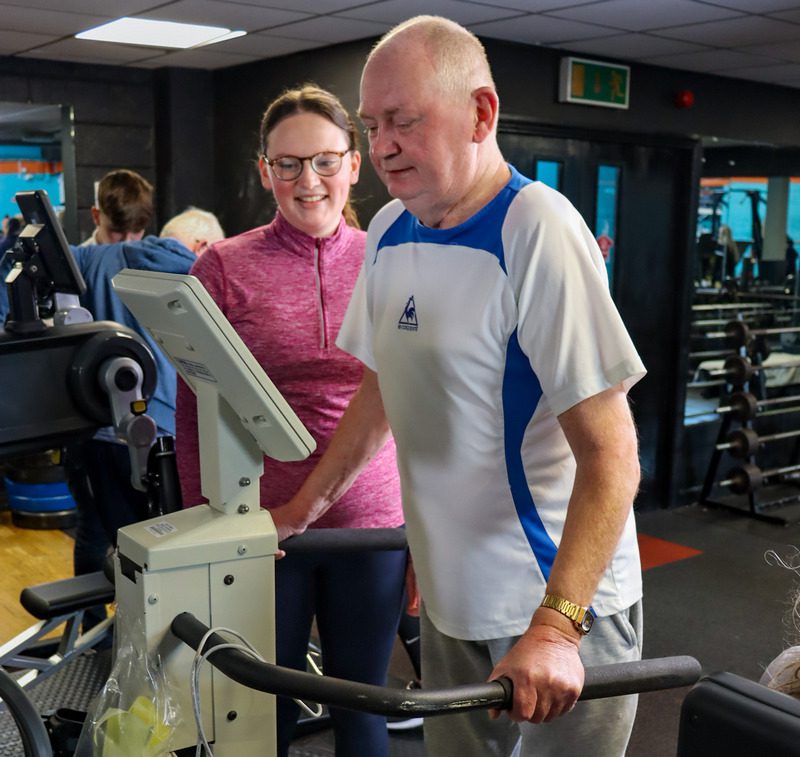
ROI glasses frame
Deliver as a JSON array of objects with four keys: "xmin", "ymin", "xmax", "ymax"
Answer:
[{"xmin": 263, "ymin": 150, "xmax": 351, "ymax": 182}]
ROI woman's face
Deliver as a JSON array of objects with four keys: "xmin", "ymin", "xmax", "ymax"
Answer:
[{"xmin": 259, "ymin": 111, "xmax": 360, "ymax": 238}]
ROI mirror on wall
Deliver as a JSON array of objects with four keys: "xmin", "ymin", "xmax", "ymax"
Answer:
[
  {"xmin": 681, "ymin": 141, "xmax": 800, "ymax": 518},
  {"xmin": 0, "ymin": 102, "xmax": 77, "ymax": 243}
]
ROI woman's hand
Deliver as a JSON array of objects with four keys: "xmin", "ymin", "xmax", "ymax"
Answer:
[{"xmin": 269, "ymin": 500, "xmax": 310, "ymax": 556}]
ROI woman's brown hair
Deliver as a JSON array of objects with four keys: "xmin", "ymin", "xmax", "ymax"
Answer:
[{"xmin": 260, "ymin": 84, "xmax": 361, "ymax": 229}]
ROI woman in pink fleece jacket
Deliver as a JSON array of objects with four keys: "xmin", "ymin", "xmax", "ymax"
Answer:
[{"xmin": 175, "ymin": 86, "xmax": 406, "ymax": 756}]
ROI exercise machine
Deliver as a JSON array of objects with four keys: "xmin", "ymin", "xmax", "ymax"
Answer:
[
  {"xmin": 110, "ymin": 270, "xmax": 315, "ymax": 754},
  {"xmin": 0, "ymin": 189, "xmax": 163, "ymax": 685},
  {"xmin": 106, "ymin": 271, "xmax": 704, "ymax": 756}
]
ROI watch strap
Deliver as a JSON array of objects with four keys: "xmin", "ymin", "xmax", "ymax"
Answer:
[{"xmin": 540, "ymin": 593, "xmax": 594, "ymax": 634}]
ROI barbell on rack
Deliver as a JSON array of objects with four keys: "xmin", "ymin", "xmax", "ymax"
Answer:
[
  {"xmin": 714, "ymin": 391, "xmax": 800, "ymax": 422},
  {"xmin": 717, "ymin": 426, "xmax": 800, "ymax": 458},
  {"xmin": 722, "ymin": 320, "xmax": 800, "ymax": 348},
  {"xmin": 719, "ymin": 462, "xmax": 800, "ymax": 494},
  {"xmin": 691, "ymin": 302, "xmax": 772, "ymax": 312},
  {"xmin": 704, "ymin": 355, "xmax": 757, "ymax": 384},
  {"xmin": 688, "ymin": 355, "xmax": 758, "ymax": 389},
  {"xmin": 695, "ymin": 354, "xmax": 800, "ymax": 389}
]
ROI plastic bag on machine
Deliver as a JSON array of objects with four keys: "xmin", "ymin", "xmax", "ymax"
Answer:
[{"xmin": 74, "ymin": 605, "xmax": 179, "ymax": 757}]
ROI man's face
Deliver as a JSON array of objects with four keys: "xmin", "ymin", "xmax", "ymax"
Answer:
[
  {"xmin": 91, "ymin": 207, "xmax": 144, "ymax": 244},
  {"xmin": 359, "ymin": 45, "xmax": 475, "ymax": 227}
]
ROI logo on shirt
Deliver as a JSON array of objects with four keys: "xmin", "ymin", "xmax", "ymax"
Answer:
[{"xmin": 398, "ymin": 296, "xmax": 418, "ymax": 331}]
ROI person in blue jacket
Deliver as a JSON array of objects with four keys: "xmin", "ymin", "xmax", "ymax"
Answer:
[{"xmin": 66, "ymin": 208, "xmax": 225, "ymax": 600}]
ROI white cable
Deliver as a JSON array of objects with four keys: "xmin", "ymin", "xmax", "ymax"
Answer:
[
  {"xmin": 188, "ymin": 625, "xmax": 324, "ymax": 754},
  {"xmin": 191, "ymin": 626, "xmax": 266, "ymax": 756}
]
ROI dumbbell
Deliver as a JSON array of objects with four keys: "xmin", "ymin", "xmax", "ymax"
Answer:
[
  {"xmin": 724, "ymin": 320, "xmax": 800, "ymax": 348},
  {"xmin": 702, "ymin": 355, "xmax": 756, "ymax": 386},
  {"xmin": 715, "ymin": 392, "xmax": 800, "ymax": 422},
  {"xmin": 715, "ymin": 392, "xmax": 759, "ymax": 422},
  {"xmin": 720, "ymin": 462, "xmax": 800, "ymax": 494},
  {"xmin": 704, "ymin": 354, "xmax": 800, "ymax": 387},
  {"xmin": 717, "ymin": 427, "xmax": 800, "ymax": 459}
]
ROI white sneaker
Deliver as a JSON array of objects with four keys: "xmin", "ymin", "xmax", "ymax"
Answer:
[
  {"xmin": 387, "ymin": 681, "xmax": 423, "ymax": 731},
  {"xmin": 386, "ymin": 715, "xmax": 424, "ymax": 731}
]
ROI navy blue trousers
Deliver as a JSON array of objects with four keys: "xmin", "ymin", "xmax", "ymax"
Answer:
[
  {"xmin": 275, "ymin": 547, "xmax": 407, "ymax": 757},
  {"xmin": 66, "ymin": 440, "xmax": 148, "ymax": 628}
]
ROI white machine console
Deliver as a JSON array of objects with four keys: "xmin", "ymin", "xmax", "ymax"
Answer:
[{"xmin": 110, "ymin": 270, "xmax": 316, "ymax": 755}]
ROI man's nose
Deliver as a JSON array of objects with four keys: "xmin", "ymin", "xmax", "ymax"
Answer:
[{"xmin": 369, "ymin": 126, "xmax": 399, "ymax": 160}]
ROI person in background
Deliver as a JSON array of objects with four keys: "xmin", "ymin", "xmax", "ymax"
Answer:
[
  {"xmin": 174, "ymin": 85, "xmax": 406, "ymax": 757},
  {"xmin": 716, "ymin": 224, "xmax": 739, "ymax": 282},
  {"xmin": 785, "ymin": 236, "xmax": 798, "ymax": 279},
  {"xmin": 67, "ymin": 207, "xmax": 224, "ymax": 614},
  {"xmin": 81, "ymin": 168, "xmax": 154, "ymax": 246},
  {"xmin": 0, "ymin": 216, "xmax": 23, "ymax": 322},
  {"xmin": 272, "ymin": 17, "xmax": 645, "ymax": 757}
]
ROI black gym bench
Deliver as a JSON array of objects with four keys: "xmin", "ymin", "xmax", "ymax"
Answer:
[{"xmin": 0, "ymin": 570, "xmax": 114, "ymax": 687}]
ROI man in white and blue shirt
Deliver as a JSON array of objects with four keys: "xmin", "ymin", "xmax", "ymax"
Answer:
[{"xmin": 274, "ymin": 15, "xmax": 645, "ymax": 757}]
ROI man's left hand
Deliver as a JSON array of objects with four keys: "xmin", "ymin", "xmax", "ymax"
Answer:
[{"xmin": 488, "ymin": 623, "xmax": 584, "ymax": 723}]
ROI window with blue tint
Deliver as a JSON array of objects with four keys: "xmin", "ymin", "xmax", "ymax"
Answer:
[
  {"xmin": 697, "ymin": 178, "xmax": 769, "ymax": 243},
  {"xmin": 787, "ymin": 179, "xmax": 800, "ymax": 276},
  {"xmin": 0, "ymin": 144, "xmax": 64, "ymax": 217},
  {"xmin": 698, "ymin": 178, "xmax": 767, "ymax": 280},
  {"xmin": 595, "ymin": 164, "xmax": 620, "ymax": 289},
  {"xmin": 535, "ymin": 160, "xmax": 562, "ymax": 192},
  {"xmin": 789, "ymin": 179, "xmax": 800, "ymax": 246}
]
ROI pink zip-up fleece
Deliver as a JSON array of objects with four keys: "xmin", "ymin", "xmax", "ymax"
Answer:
[{"xmin": 175, "ymin": 211, "xmax": 403, "ymax": 529}]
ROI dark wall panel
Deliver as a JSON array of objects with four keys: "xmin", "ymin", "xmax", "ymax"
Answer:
[
  {"xmin": 485, "ymin": 38, "xmax": 800, "ymax": 149},
  {"xmin": 73, "ymin": 124, "xmax": 154, "ymax": 171},
  {"xmin": 154, "ymin": 68, "xmax": 216, "ymax": 226}
]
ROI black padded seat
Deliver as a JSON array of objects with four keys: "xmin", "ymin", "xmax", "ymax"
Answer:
[
  {"xmin": 20, "ymin": 571, "xmax": 114, "ymax": 620},
  {"xmin": 678, "ymin": 671, "xmax": 800, "ymax": 757}
]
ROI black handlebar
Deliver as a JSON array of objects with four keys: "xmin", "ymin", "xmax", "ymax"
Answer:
[
  {"xmin": 0, "ymin": 667, "xmax": 52, "ymax": 757},
  {"xmin": 171, "ymin": 612, "xmax": 702, "ymax": 718},
  {"xmin": 279, "ymin": 527, "xmax": 408, "ymax": 553}
]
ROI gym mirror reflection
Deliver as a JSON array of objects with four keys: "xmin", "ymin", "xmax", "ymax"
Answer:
[
  {"xmin": 683, "ymin": 140, "xmax": 800, "ymax": 521},
  {"xmin": 0, "ymin": 102, "xmax": 77, "ymax": 244}
]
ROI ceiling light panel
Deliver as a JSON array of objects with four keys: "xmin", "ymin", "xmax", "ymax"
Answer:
[{"xmin": 76, "ymin": 17, "xmax": 244, "ymax": 49}]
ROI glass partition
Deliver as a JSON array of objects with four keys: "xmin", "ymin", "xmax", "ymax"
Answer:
[{"xmin": 0, "ymin": 103, "xmax": 76, "ymax": 242}]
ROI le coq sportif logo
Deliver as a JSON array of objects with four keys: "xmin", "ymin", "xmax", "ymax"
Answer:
[{"xmin": 398, "ymin": 295, "xmax": 418, "ymax": 331}]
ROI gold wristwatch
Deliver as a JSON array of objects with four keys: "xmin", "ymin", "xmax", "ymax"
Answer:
[{"xmin": 540, "ymin": 594, "xmax": 594, "ymax": 634}]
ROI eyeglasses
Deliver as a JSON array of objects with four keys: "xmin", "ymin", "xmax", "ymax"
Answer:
[{"xmin": 263, "ymin": 150, "xmax": 350, "ymax": 181}]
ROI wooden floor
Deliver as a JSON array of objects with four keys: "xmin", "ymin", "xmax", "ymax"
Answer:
[{"xmin": 0, "ymin": 508, "xmax": 74, "ymax": 640}]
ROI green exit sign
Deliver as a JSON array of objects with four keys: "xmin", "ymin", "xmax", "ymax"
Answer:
[{"xmin": 559, "ymin": 57, "xmax": 630, "ymax": 109}]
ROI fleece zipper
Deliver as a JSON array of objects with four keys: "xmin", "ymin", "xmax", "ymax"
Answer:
[{"xmin": 314, "ymin": 238, "xmax": 328, "ymax": 349}]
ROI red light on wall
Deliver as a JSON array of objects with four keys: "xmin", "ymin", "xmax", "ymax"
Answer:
[{"xmin": 674, "ymin": 89, "xmax": 695, "ymax": 109}]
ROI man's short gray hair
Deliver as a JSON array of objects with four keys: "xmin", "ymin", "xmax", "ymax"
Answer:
[
  {"xmin": 160, "ymin": 207, "xmax": 224, "ymax": 249},
  {"xmin": 368, "ymin": 15, "xmax": 495, "ymax": 101}
]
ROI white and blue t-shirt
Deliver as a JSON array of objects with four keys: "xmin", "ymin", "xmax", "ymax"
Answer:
[{"xmin": 338, "ymin": 165, "xmax": 646, "ymax": 640}]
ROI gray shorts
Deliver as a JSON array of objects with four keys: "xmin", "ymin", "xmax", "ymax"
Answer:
[{"xmin": 421, "ymin": 600, "xmax": 643, "ymax": 757}]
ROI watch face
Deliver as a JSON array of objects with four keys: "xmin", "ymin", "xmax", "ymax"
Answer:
[{"xmin": 581, "ymin": 613, "xmax": 594, "ymax": 634}]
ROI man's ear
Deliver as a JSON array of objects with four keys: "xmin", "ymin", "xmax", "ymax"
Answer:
[
  {"xmin": 90, "ymin": 206, "xmax": 101, "ymax": 227},
  {"xmin": 472, "ymin": 86, "xmax": 499, "ymax": 143},
  {"xmin": 258, "ymin": 155, "xmax": 273, "ymax": 191},
  {"xmin": 191, "ymin": 239, "xmax": 209, "ymax": 255}
]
